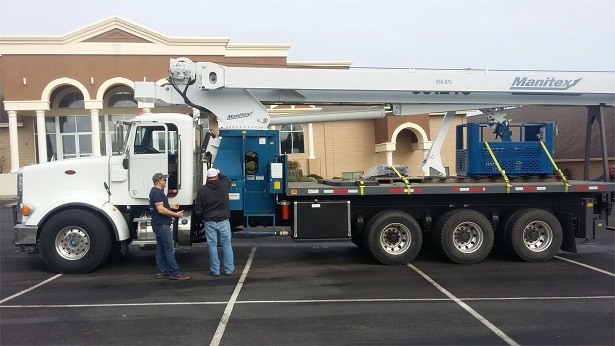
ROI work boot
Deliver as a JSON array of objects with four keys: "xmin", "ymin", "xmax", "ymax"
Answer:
[{"xmin": 170, "ymin": 273, "xmax": 191, "ymax": 280}]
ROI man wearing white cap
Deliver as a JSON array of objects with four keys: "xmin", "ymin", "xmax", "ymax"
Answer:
[{"xmin": 195, "ymin": 168, "xmax": 235, "ymax": 276}]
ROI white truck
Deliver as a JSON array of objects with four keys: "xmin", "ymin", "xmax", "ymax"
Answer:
[{"xmin": 13, "ymin": 58, "xmax": 615, "ymax": 273}]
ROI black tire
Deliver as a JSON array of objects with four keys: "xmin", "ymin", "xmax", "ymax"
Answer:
[
  {"xmin": 39, "ymin": 209, "xmax": 113, "ymax": 274},
  {"xmin": 365, "ymin": 210, "xmax": 422, "ymax": 265},
  {"xmin": 435, "ymin": 209, "xmax": 494, "ymax": 264},
  {"xmin": 508, "ymin": 208, "xmax": 562, "ymax": 262},
  {"xmin": 495, "ymin": 209, "xmax": 524, "ymax": 253}
]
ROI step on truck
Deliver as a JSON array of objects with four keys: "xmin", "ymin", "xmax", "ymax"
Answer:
[{"xmin": 13, "ymin": 58, "xmax": 615, "ymax": 273}]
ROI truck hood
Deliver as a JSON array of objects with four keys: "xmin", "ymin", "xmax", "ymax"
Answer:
[{"xmin": 21, "ymin": 156, "xmax": 112, "ymax": 217}]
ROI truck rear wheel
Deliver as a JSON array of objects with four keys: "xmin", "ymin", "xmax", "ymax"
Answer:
[
  {"xmin": 435, "ymin": 209, "xmax": 494, "ymax": 264},
  {"xmin": 39, "ymin": 209, "xmax": 113, "ymax": 274},
  {"xmin": 365, "ymin": 210, "xmax": 422, "ymax": 265},
  {"xmin": 507, "ymin": 208, "xmax": 562, "ymax": 262}
]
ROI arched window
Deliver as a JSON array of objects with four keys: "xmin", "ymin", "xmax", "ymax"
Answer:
[
  {"xmin": 103, "ymin": 88, "xmax": 138, "ymax": 155},
  {"xmin": 46, "ymin": 90, "xmax": 91, "ymax": 159},
  {"xmin": 108, "ymin": 91, "xmax": 137, "ymax": 108},
  {"xmin": 58, "ymin": 92, "xmax": 84, "ymax": 108},
  {"xmin": 280, "ymin": 124, "xmax": 304, "ymax": 154}
]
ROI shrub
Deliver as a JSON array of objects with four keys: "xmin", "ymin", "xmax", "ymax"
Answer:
[
  {"xmin": 287, "ymin": 162, "xmax": 323, "ymax": 182},
  {"xmin": 288, "ymin": 160, "xmax": 303, "ymax": 182},
  {"xmin": 306, "ymin": 173, "xmax": 323, "ymax": 180}
]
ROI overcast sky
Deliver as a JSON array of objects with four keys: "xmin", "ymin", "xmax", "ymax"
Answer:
[{"xmin": 0, "ymin": 0, "xmax": 613, "ymax": 71}]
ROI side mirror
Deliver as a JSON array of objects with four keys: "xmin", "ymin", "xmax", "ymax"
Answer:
[
  {"xmin": 114, "ymin": 122, "xmax": 127, "ymax": 154},
  {"xmin": 122, "ymin": 158, "xmax": 129, "ymax": 169},
  {"xmin": 201, "ymin": 131, "xmax": 216, "ymax": 152}
]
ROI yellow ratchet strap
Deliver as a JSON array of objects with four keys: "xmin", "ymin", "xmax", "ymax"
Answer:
[
  {"xmin": 540, "ymin": 141, "xmax": 569, "ymax": 192},
  {"xmin": 355, "ymin": 180, "xmax": 365, "ymax": 195},
  {"xmin": 484, "ymin": 142, "xmax": 512, "ymax": 193},
  {"xmin": 390, "ymin": 165, "xmax": 412, "ymax": 194}
]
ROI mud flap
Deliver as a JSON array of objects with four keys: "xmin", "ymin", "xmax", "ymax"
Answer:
[{"xmin": 555, "ymin": 211, "xmax": 576, "ymax": 253}]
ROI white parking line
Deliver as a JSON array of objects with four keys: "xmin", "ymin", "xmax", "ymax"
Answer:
[
  {"xmin": 0, "ymin": 274, "xmax": 62, "ymax": 304},
  {"xmin": 554, "ymin": 255, "xmax": 615, "ymax": 277},
  {"xmin": 210, "ymin": 246, "xmax": 257, "ymax": 346},
  {"xmin": 1, "ymin": 295, "xmax": 612, "ymax": 309},
  {"xmin": 0, "ymin": 302, "xmax": 225, "ymax": 308},
  {"xmin": 408, "ymin": 264, "xmax": 520, "ymax": 346}
]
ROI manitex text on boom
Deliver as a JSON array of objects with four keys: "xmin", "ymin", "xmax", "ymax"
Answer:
[{"xmin": 510, "ymin": 77, "xmax": 582, "ymax": 91}]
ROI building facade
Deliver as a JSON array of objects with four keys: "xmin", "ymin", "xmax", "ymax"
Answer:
[
  {"xmin": 4, "ymin": 17, "xmax": 606, "ymax": 198},
  {"xmin": 1, "ymin": 17, "xmax": 468, "ymax": 197}
]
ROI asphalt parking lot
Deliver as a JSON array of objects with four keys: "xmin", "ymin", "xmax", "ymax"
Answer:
[{"xmin": 1, "ymin": 203, "xmax": 614, "ymax": 346}]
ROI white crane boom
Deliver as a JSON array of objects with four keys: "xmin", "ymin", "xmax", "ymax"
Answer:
[
  {"xmin": 134, "ymin": 58, "xmax": 615, "ymax": 176},
  {"xmin": 135, "ymin": 58, "xmax": 615, "ymax": 129}
]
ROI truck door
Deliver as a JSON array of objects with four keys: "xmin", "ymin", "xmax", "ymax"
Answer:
[
  {"xmin": 243, "ymin": 132, "xmax": 277, "ymax": 215},
  {"xmin": 128, "ymin": 123, "xmax": 169, "ymax": 199}
]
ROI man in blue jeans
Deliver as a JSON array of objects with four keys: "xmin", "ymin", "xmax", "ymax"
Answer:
[
  {"xmin": 195, "ymin": 168, "xmax": 235, "ymax": 276},
  {"xmin": 149, "ymin": 172, "xmax": 190, "ymax": 280}
]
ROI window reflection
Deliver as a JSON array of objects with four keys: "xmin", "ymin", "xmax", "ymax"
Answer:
[
  {"xmin": 58, "ymin": 92, "xmax": 84, "ymax": 108},
  {"xmin": 280, "ymin": 124, "xmax": 304, "ymax": 154}
]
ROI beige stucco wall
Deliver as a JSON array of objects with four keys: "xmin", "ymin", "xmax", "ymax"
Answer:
[
  {"xmin": 0, "ymin": 173, "xmax": 17, "ymax": 199},
  {"xmin": 285, "ymin": 115, "xmax": 463, "ymax": 179},
  {"xmin": 0, "ymin": 117, "xmax": 36, "ymax": 173}
]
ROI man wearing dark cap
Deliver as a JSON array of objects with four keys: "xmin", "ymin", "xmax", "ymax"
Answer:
[
  {"xmin": 195, "ymin": 168, "xmax": 235, "ymax": 276},
  {"xmin": 149, "ymin": 172, "xmax": 190, "ymax": 280}
]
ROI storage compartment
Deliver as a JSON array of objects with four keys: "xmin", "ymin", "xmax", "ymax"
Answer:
[{"xmin": 293, "ymin": 200, "xmax": 351, "ymax": 239}]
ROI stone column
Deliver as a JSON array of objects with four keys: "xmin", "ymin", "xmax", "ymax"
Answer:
[
  {"xmin": 375, "ymin": 142, "xmax": 396, "ymax": 166},
  {"xmin": 384, "ymin": 151, "xmax": 393, "ymax": 166},
  {"xmin": 8, "ymin": 111, "xmax": 20, "ymax": 173},
  {"xmin": 136, "ymin": 100, "xmax": 155, "ymax": 116},
  {"xmin": 90, "ymin": 108, "xmax": 101, "ymax": 156},
  {"xmin": 192, "ymin": 107, "xmax": 200, "ymax": 118},
  {"xmin": 307, "ymin": 123, "xmax": 315, "ymax": 159},
  {"xmin": 36, "ymin": 110, "xmax": 48, "ymax": 163}
]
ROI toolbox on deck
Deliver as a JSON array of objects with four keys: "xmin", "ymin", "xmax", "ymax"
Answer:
[
  {"xmin": 293, "ymin": 200, "xmax": 351, "ymax": 239},
  {"xmin": 456, "ymin": 122, "xmax": 554, "ymax": 177}
]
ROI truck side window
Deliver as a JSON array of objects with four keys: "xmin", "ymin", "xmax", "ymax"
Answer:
[
  {"xmin": 245, "ymin": 151, "xmax": 258, "ymax": 175},
  {"xmin": 133, "ymin": 126, "xmax": 165, "ymax": 154}
]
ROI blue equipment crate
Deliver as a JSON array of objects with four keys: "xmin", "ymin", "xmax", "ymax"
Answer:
[{"xmin": 456, "ymin": 122, "xmax": 554, "ymax": 177}]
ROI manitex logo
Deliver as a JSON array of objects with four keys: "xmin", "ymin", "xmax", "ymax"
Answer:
[
  {"xmin": 510, "ymin": 77, "xmax": 582, "ymax": 90},
  {"xmin": 227, "ymin": 111, "xmax": 254, "ymax": 120}
]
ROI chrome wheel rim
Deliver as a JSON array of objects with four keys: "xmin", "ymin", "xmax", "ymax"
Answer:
[
  {"xmin": 522, "ymin": 221, "xmax": 553, "ymax": 252},
  {"xmin": 452, "ymin": 221, "xmax": 484, "ymax": 254},
  {"xmin": 379, "ymin": 223, "xmax": 411, "ymax": 255},
  {"xmin": 55, "ymin": 226, "xmax": 90, "ymax": 260}
]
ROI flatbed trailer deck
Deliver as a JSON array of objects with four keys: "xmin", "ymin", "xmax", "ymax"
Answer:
[{"xmin": 286, "ymin": 179, "xmax": 614, "ymax": 196}]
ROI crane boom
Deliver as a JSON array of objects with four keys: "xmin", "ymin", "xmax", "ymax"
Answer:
[{"xmin": 135, "ymin": 58, "xmax": 615, "ymax": 129}]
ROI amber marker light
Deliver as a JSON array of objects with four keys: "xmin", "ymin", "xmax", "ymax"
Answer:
[{"xmin": 21, "ymin": 204, "xmax": 33, "ymax": 216}]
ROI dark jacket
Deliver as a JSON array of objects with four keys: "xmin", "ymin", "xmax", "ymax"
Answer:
[{"xmin": 195, "ymin": 173, "xmax": 231, "ymax": 222}]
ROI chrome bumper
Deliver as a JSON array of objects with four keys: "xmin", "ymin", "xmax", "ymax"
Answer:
[{"xmin": 14, "ymin": 223, "xmax": 38, "ymax": 245}]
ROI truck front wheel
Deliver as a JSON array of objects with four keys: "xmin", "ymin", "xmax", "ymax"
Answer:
[
  {"xmin": 365, "ymin": 210, "xmax": 422, "ymax": 265},
  {"xmin": 508, "ymin": 208, "xmax": 562, "ymax": 262},
  {"xmin": 435, "ymin": 209, "xmax": 494, "ymax": 264},
  {"xmin": 39, "ymin": 209, "xmax": 113, "ymax": 274}
]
